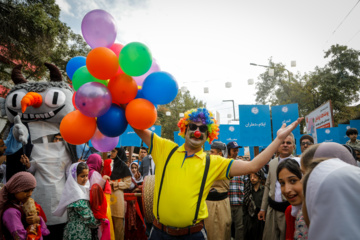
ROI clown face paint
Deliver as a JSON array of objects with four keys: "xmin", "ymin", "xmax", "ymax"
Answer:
[{"xmin": 185, "ymin": 121, "xmax": 208, "ymax": 150}]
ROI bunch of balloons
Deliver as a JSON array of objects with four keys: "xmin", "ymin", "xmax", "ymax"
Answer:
[{"xmin": 61, "ymin": 9, "xmax": 178, "ymax": 151}]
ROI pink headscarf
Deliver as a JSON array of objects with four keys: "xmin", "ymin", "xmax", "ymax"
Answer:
[
  {"xmin": 87, "ymin": 154, "xmax": 102, "ymax": 180},
  {"xmin": 0, "ymin": 171, "xmax": 36, "ymax": 237}
]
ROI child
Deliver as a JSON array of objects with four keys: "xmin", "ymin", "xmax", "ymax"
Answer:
[
  {"xmin": 0, "ymin": 171, "xmax": 49, "ymax": 239},
  {"xmin": 277, "ymin": 159, "xmax": 308, "ymax": 240},
  {"xmin": 53, "ymin": 162, "xmax": 100, "ymax": 240},
  {"xmin": 243, "ymin": 170, "xmax": 265, "ymax": 240}
]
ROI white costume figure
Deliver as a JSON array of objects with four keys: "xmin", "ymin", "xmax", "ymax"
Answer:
[{"xmin": 0, "ymin": 64, "xmax": 77, "ymax": 234}]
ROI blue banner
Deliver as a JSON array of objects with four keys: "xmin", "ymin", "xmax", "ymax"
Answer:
[
  {"xmin": 317, "ymin": 127, "xmax": 339, "ymax": 143},
  {"xmin": 338, "ymin": 124, "xmax": 350, "ymax": 144},
  {"xmin": 349, "ymin": 120, "xmax": 360, "ymax": 140},
  {"xmin": 173, "ymin": 131, "xmax": 185, "ymax": 146},
  {"xmin": 219, "ymin": 125, "xmax": 239, "ymax": 145},
  {"xmin": 271, "ymin": 104, "xmax": 300, "ymax": 139},
  {"xmin": 238, "ymin": 105, "xmax": 272, "ymax": 147},
  {"xmin": 120, "ymin": 125, "xmax": 161, "ymax": 147}
]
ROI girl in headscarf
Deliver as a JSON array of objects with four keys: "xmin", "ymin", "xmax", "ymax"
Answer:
[
  {"xmin": 102, "ymin": 148, "xmax": 131, "ymax": 240},
  {"xmin": 0, "ymin": 171, "xmax": 49, "ymax": 240},
  {"xmin": 124, "ymin": 161, "xmax": 146, "ymax": 240},
  {"xmin": 87, "ymin": 154, "xmax": 110, "ymax": 189},
  {"xmin": 129, "ymin": 162, "xmax": 143, "ymax": 186},
  {"xmin": 302, "ymin": 158, "xmax": 360, "ymax": 239},
  {"xmin": 53, "ymin": 162, "xmax": 100, "ymax": 240},
  {"xmin": 277, "ymin": 159, "xmax": 307, "ymax": 240}
]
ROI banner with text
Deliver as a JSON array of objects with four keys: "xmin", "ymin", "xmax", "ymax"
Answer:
[
  {"xmin": 238, "ymin": 105, "xmax": 272, "ymax": 147},
  {"xmin": 271, "ymin": 103, "xmax": 300, "ymax": 139},
  {"xmin": 317, "ymin": 127, "xmax": 339, "ymax": 143},
  {"xmin": 305, "ymin": 100, "xmax": 334, "ymax": 143},
  {"xmin": 219, "ymin": 125, "xmax": 239, "ymax": 144},
  {"xmin": 120, "ymin": 125, "xmax": 161, "ymax": 147}
]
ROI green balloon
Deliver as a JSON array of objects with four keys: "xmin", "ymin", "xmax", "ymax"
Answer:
[
  {"xmin": 72, "ymin": 66, "xmax": 108, "ymax": 90},
  {"xmin": 119, "ymin": 42, "xmax": 152, "ymax": 77}
]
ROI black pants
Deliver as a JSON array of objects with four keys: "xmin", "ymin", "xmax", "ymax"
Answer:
[{"xmin": 43, "ymin": 223, "xmax": 66, "ymax": 240}]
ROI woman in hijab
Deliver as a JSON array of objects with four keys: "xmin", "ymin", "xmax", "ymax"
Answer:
[
  {"xmin": 301, "ymin": 142, "xmax": 357, "ymax": 173},
  {"xmin": 302, "ymin": 158, "xmax": 360, "ymax": 239},
  {"xmin": 87, "ymin": 154, "xmax": 110, "ymax": 189},
  {"xmin": 103, "ymin": 148, "xmax": 132, "ymax": 240}
]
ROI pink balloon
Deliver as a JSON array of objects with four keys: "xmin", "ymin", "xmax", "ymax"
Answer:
[
  {"xmin": 133, "ymin": 58, "xmax": 160, "ymax": 86},
  {"xmin": 109, "ymin": 43, "xmax": 125, "ymax": 75},
  {"xmin": 109, "ymin": 43, "xmax": 124, "ymax": 57},
  {"xmin": 91, "ymin": 128, "xmax": 119, "ymax": 152}
]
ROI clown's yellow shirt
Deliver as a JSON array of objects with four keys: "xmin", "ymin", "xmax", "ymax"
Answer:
[{"xmin": 149, "ymin": 133, "xmax": 233, "ymax": 227}]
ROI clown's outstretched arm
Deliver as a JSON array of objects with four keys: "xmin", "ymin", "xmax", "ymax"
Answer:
[
  {"xmin": 133, "ymin": 128, "xmax": 152, "ymax": 147},
  {"xmin": 229, "ymin": 117, "xmax": 303, "ymax": 177}
]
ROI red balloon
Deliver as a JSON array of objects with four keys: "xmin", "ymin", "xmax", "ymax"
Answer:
[
  {"xmin": 86, "ymin": 47, "xmax": 119, "ymax": 80},
  {"xmin": 125, "ymin": 99, "xmax": 157, "ymax": 130},
  {"xmin": 60, "ymin": 110, "xmax": 96, "ymax": 145},
  {"xmin": 72, "ymin": 91, "xmax": 77, "ymax": 110},
  {"xmin": 108, "ymin": 74, "xmax": 138, "ymax": 104}
]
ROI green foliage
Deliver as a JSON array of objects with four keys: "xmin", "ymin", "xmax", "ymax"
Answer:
[
  {"xmin": 157, "ymin": 90, "xmax": 206, "ymax": 140},
  {"xmin": 255, "ymin": 45, "xmax": 360, "ymax": 127},
  {"xmin": 0, "ymin": 0, "xmax": 90, "ymax": 82}
]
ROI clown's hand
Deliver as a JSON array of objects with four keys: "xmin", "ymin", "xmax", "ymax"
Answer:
[
  {"xmin": 0, "ymin": 98, "xmax": 5, "ymax": 117},
  {"xmin": 13, "ymin": 115, "xmax": 29, "ymax": 144},
  {"xmin": 276, "ymin": 117, "xmax": 303, "ymax": 141}
]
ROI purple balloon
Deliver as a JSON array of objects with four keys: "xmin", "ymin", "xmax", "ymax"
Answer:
[
  {"xmin": 75, "ymin": 82, "xmax": 112, "ymax": 117},
  {"xmin": 133, "ymin": 58, "xmax": 160, "ymax": 86},
  {"xmin": 91, "ymin": 128, "xmax": 119, "ymax": 152},
  {"xmin": 81, "ymin": 9, "xmax": 117, "ymax": 49}
]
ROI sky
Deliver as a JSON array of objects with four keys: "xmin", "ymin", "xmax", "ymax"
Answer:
[{"xmin": 56, "ymin": 0, "xmax": 360, "ymax": 124}]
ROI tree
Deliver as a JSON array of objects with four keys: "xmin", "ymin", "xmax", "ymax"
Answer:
[
  {"xmin": 0, "ymin": 0, "xmax": 90, "ymax": 82},
  {"xmin": 255, "ymin": 45, "xmax": 360, "ymax": 126},
  {"xmin": 157, "ymin": 91, "xmax": 206, "ymax": 140}
]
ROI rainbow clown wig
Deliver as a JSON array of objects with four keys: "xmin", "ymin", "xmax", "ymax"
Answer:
[{"xmin": 177, "ymin": 108, "xmax": 219, "ymax": 144}]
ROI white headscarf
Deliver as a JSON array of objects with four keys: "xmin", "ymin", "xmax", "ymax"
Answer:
[
  {"xmin": 306, "ymin": 158, "xmax": 360, "ymax": 239},
  {"xmin": 129, "ymin": 162, "xmax": 143, "ymax": 184},
  {"xmin": 53, "ymin": 162, "xmax": 90, "ymax": 217}
]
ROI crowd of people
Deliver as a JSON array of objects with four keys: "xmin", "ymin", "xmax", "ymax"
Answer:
[{"xmin": 0, "ymin": 107, "xmax": 359, "ymax": 240}]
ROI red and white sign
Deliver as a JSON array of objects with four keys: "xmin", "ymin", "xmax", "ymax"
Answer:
[{"xmin": 305, "ymin": 100, "xmax": 334, "ymax": 143}]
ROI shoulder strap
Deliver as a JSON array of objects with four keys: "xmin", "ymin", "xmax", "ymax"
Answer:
[
  {"xmin": 193, "ymin": 154, "xmax": 211, "ymax": 224},
  {"xmin": 156, "ymin": 145, "xmax": 179, "ymax": 221}
]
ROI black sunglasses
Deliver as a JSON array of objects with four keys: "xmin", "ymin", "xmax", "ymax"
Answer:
[{"xmin": 188, "ymin": 123, "xmax": 208, "ymax": 133}]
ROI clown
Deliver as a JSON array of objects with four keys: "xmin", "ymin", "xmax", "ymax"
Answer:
[
  {"xmin": 133, "ymin": 107, "xmax": 302, "ymax": 239},
  {"xmin": 0, "ymin": 63, "xmax": 77, "ymax": 239}
]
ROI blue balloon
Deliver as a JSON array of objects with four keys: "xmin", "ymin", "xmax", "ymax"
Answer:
[
  {"xmin": 135, "ymin": 89, "xmax": 145, "ymax": 99},
  {"xmin": 142, "ymin": 71, "xmax": 178, "ymax": 105},
  {"xmin": 66, "ymin": 56, "xmax": 86, "ymax": 80},
  {"xmin": 97, "ymin": 104, "xmax": 128, "ymax": 137}
]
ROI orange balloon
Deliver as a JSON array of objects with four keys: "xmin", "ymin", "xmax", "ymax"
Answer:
[
  {"xmin": 60, "ymin": 110, "xmax": 97, "ymax": 145},
  {"xmin": 108, "ymin": 73, "xmax": 138, "ymax": 104},
  {"xmin": 86, "ymin": 47, "xmax": 119, "ymax": 80},
  {"xmin": 125, "ymin": 99, "xmax": 157, "ymax": 130}
]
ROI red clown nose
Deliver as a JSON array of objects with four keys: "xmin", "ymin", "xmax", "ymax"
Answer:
[{"xmin": 194, "ymin": 131, "xmax": 201, "ymax": 138}]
